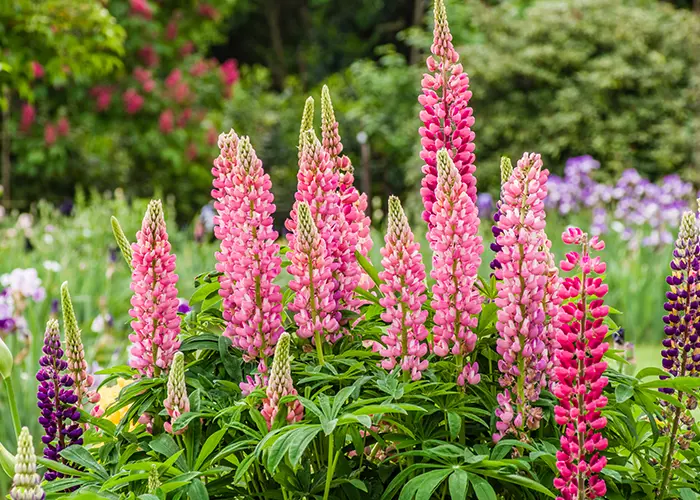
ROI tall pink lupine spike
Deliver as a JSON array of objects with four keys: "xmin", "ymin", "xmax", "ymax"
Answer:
[
  {"xmin": 261, "ymin": 332, "xmax": 304, "ymax": 429},
  {"xmin": 321, "ymin": 85, "xmax": 373, "ymax": 310},
  {"xmin": 286, "ymin": 131, "xmax": 342, "ymax": 338},
  {"xmin": 287, "ymin": 201, "xmax": 339, "ymax": 361},
  {"xmin": 419, "ymin": 0, "xmax": 477, "ymax": 225},
  {"xmin": 128, "ymin": 200, "xmax": 181, "ymax": 378},
  {"xmin": 492, "ymin": 152, "xmax": 551, "ymax": 442},
  {"xmin": 375, "ymin": 196, "xmax": 429, "ymax": 381},
  {"xmin": 553, "ymin": 229, "xmax": 609, "ymax": 500},
  {"xmin": 429, "ymin": 149, "xmax": 483, "ymax": 381},
  {"xmin": 212, "ymin": 133, "xmax": 283, "ymax": 372}
]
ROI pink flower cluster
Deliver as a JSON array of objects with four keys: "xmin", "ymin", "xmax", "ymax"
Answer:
[
  {"xmin": 286, "ymin": 132, "xmax": 342, "ymax": 343},
  {"xmin": 493, "ymin": 152, "xmax": 551, "ymax": 441},
  {"xmin": 261, "ymin": 333, "xmax": 304, "ymax": 429},
  {"xmin": 212, "ymin": 130, "xmax": 283, "ymax": 371},
  {"xmin": 418, "ymin": 0, "xmax": 477, "ymax": 225},
  {"xmin": 128, "ymin": 200, "xmax": 182, "ymax": 378},
  {"xmin": 429, "ymin": 149, "xmax": 483, "ymax": 381},
  {"xmin": 375, "ymin": 196, "xmax": 429, "ymax": 381},
  {"xmin": 553, "ymin": 228, "xmax": 609, "ymax": 500},
  {"xmin": 287, "ymin": 201, "xmax": 339, "ymax": 344}
]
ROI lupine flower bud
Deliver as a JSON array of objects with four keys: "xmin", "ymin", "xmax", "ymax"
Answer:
[
  {"xmin": 10, "ymin": 427, "xmax": 44, "ymax": 500},
  {"xmin": 261, "ymin": 332, "xmax": 303, "ymax": 429},
  {"xmin": 148, "ymin": 463, "xmax": 161, "ymax": 493},
  {"xmin": 163, "ymin": 352, "xmax": 189, "ymax": 435},
  {"xmin": 375, "ymin": 196, "xmax": 429, "ymax": 380},
  {"xmin": 299, "ymin": 96, "xmax": 315, "ymax": 160},
  {"xmin": 61, "ymin": 282, "xmax": 99, "ymax": 408},
  {"xmin": 36, "ymin": 319, "xmax": 82, "ymax": 481},
  {"xmin": 552, "ymin": 228, "xmax": 609, "ymax": 500},
  {"xmin": 128, "ymin": 200, "xmax": 181, "ymax": 378},
  {"xmin": 110, "ymin": 216, "xmax": 133, "ymax": 272},
  {"xmin": 0, "ymin": 336, "xmax": 12, "ymax": 379},
  {"xmin": 212, "ymin": 132, "xmax": 283, "ymax": 371},
  {"xmin": 287, "ymin": 202, "xmax": 339, "ymax": 344},
  {"xmin": 490, "ymin": 156, "xmax": 513, "ymax": 272},
  {"xmin": 419, "ymin": 0, "xmax": 477, "ymax": 225},
  {"xmin": 429, "ymin": 150, "xmax": 483, "ymax": 372},
  {"xmin": 493, "ymin": 152, "xmax": 551, "ymax": 442}
]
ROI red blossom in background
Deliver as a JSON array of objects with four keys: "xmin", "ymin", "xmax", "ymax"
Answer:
[
  {"xmin": 177, "ymin": 108, "xmax": 192, "ymax": 128},
  {"xmin": 31, "ymin": 61, "xmax": 45, "ymax": 80},
  {"xmin": 56, "ymin": 117, "xmax": 70, "ymax": 137},
  {"xmin": 165, "ymin": 18, "xmax": 178, "ymax": 40},
  {"xmin": 197, "ymin": 3, "xmax": 219, "ymax": 20},
  {"xmin": 130, "ymin": 0, "xmax": 153, "ymax": 20},
  {"xmin": 138, "ymin": 45, "xmax": 159, "ymax": 67},
  {"xmin": 90, "ymin": 86, "xmax": 114, "ymax": 112},
  {"xmin": 44, "ymin": 123, "xmax": 57, "ymax": 146},
  {"xmin": 20, "ymin": 103, "xmax": 36, "ymax": 133},
  {"xmin": 179, "ymin": 41, "xmax": 195, "ymax": 57},
  {"xmin": 122, "ymin": 88, "xmax": 144, "ymax": 114},
  {"xmin": 159, "ymin": 109, "xmax": 174, "ymax": 134}
]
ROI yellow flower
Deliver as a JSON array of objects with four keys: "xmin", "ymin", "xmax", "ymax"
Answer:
[{"xmin": 98, "ymin": 378, "xmax": 133, "ymax": 426}]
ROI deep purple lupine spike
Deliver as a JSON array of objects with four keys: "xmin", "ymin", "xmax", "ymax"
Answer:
[{"xmin": 36, "ymin": 319, "xmax": 83, "ymax": 481}]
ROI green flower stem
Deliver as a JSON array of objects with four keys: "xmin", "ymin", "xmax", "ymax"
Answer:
[
  {"xmin": 323, "ymin": 434, "xmax": 339, "ymax": 500},
  {"xmin": 3, "ymin": 376, "xmax": 21, "ymax": 439}
]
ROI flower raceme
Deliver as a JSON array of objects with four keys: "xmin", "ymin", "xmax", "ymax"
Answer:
[
  {"xmin": 493, "ymin": 152, "xmax": 551, "ymax": 442},
  {"xmin": 36, "ymin": 319, "xmax": 83, "ymax": 481},
  {"xmin": 419, "ymin": 0, "xmax": 477, "ymax": 225},
  {"xmin": 10, "ymin": 427, "xmax": 44, "ymax": 500},
  {"xmin": 212, "ymin": 130, "xmax": 284, "ymax": 371},
  {"xmin": 163, "ymin": 352, "xmax": 190, "ymax": 435},
  {"xmin": 552, "ymin": 228, "xmax": 609, "ymax": 500},
  {"xmin": 287, "ymin": 201, "xmax": 339, "ymax": 355},
  {"xmin": 429, "ymin": 149, "xmax": 483, "ymax": 385},
  {"xmin": 261, "ymin": 332, "xmax": 303, "ymax": 429},
  {"xmin": 375, "ymin": 196, "xmax": 429, "ymax": 381},
  {"xmin": 489, "ymin": 156, "xmax": 513, "ymax": 273},
  {"xmin": 128, "ymin": 200, "xmax": 181, "ymax": 378}
]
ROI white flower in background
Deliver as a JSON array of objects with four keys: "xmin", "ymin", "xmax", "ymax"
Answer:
[
  {"xmin": 0, "ymin": 206, "xmax": 5, "ymax": 220},
  {"xmin": 43, "ymin": 260, "xmax": 62, "ymax": 273},
  {"xmin": 91, "ymin": 313, "xmax": 113, "ymax": 334},
  {"xmin": 43, "ymin": 234, "xmax": 54, "ymax": 245},
  {"xmin": 1, "ymin": 268, "xmax": 45, "ymax": 300},
  {"xmin": 17, "ymin": 213, "xmax": 33, "ymax": 230}
]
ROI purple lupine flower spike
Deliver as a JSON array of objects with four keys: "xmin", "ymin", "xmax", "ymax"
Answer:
[{"xmin": 36, "ymin": 319, "xmax": 82, "ymax": 481}]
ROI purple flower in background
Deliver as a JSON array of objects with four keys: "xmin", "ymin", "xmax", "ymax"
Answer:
[
  {"xmin": 177, "ymin": 299, "xmax": 192, "ymax": 315},
  {"xmin": 476, "ymin": 192, "xmax": 494, "ymax": 218},
  {"xmin": 36, "ymin": 319, "xmax": 83, "ymax": 481}
]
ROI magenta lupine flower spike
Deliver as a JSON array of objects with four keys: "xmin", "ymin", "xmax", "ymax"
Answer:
[
  {"xmin": 261, "ymin": 332, "xmax": 303, "ymax": 429},
  {"xmin": 658, "ymin": 212, "xmax": 700, "ymax": 495},
  {"xmin": 287, "ymin": 201, "xmax": 338, "ymax": 360},
  {"xmin": 375, "ymin": 196, "xmax": 429, "ymax": 380},
  {"xmin": 553, "ymin": 228, "xmax": 609, "ymax": 500},
  {"xmin": 429, "ymin": 149, "xmax": 483, "ymax": 383},
  {"xmin": 61, "ymin": 282, "xmax": 100, "ymax": 409},
  {"xmin": 493, "ymin": 152, "xmax": 551, "ymax": 442},
  {"xmin": 212, "ymin": 133, "xmax": 284, "ymax": 372},
  {"xmin": 163, "ymin": 352, "xmax": 189, "ymax": 435},
  {"xmin": 419, "ymin": 0, "xmax": 477, "ymax": 225},
  {"xmin": 128, "ymin": 200, "xmax": 181, "ymax": 378},
  {"xmin": 10, "ymin": 427, "xmax": 44, "ymax": 500}
]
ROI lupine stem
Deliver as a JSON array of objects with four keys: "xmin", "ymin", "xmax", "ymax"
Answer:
[
  {"xmin": 323, "ymin": 434, "xmax": 336, "ymax": 500},
  {"xmin": 3, "ymin": 376, "xmax": 21, "ymax": 438}
]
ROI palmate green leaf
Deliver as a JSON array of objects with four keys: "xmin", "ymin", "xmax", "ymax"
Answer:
[
  {"xmin": 233, "ymin": 452, "xmax": 256, "ymax": 483},
  {"xmin": 190, "ymin": 281, "xmax": 220, "ymax": 304},
  {"xmin": 635, "ymin": 366, "xmax": 667, "ymax": 379},
  {"xmin": 188, "ymin": 479, "xmax": 209, "ymax": 499},
  {"xmin": 37, "ymin": 457, "xmax": 90, "ymax": 478},
  {"xmin": 150, "ymin": 434, "xmax": 188, "ymax": 472},
  {"xmin": 679, "ymin": 488, "xmax": 698, "ymax": 500},
  {"xmin": 447, "ymin": 412, "xmax": 461, "ymax": 440},
  {"xmin": 60, "ymin": 445, "xmax": 108, "ymax": 479},
  {"xmin": 42, "ymin": 477, "xmax": 85, "ymax": 492},
  {"xmin": 449, "ymin": 469, "xmax": 470, "ymax": 500},
  {"xmin": 399, "ymin": 468, "xmax": 452, "ymax": 500},
  {"xmin": 100, "ymin": 471, "xmax": 150, "ymax": 490},
  {"xmin": 477, "ymin": 471, "xmax": 556, "ymax": 498},
  {"xmin": 641, "ymin": 376, "xmax": 700, "ymax": 392},
  {"xmin": 380, "ymin": 464, "xmax": 444, "ymax": 500},
  {"xmin": 615, "ymin": 384, "xmax": 635, "ymax": 403},
  {"xmin": 179, "ymin": 333, "xmax": 220, "ymax": 352},
  {"xmin": 351, "ymin": 404, "xmax": 407, "ymax": 416},
  {"xmin": 468, "ymin": 474, "xmax": 497, "ymax": 500}
]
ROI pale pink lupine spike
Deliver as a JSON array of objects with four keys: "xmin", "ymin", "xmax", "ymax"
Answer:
[
  {"xmin": 212, "ymin": 133, "xmax": 284, "ymax": 369},
  {"xmin": 492, "ymin": 152, "xmax": 553, "ymax": 442},
  {"xmin": 128, "ymin": 199, "xmax": 181, "ymax": 378},
  {"xmin": 375, "ymin": 196, "xmax": 429, "ymax": 380},
  {"xmin": 419, "ymin": 0, "xmax": 477, "ymax": 225},
  {"xmin": 287, "ymin": 201, "xmax": 339, "ymax": 349},
  {"xmin": 261, "ymin": 332, "xmax": 303, "ymax": 429},
  {"xmin": 429, "ymin": 149, "xmax": 483, "ymax": 370}
]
